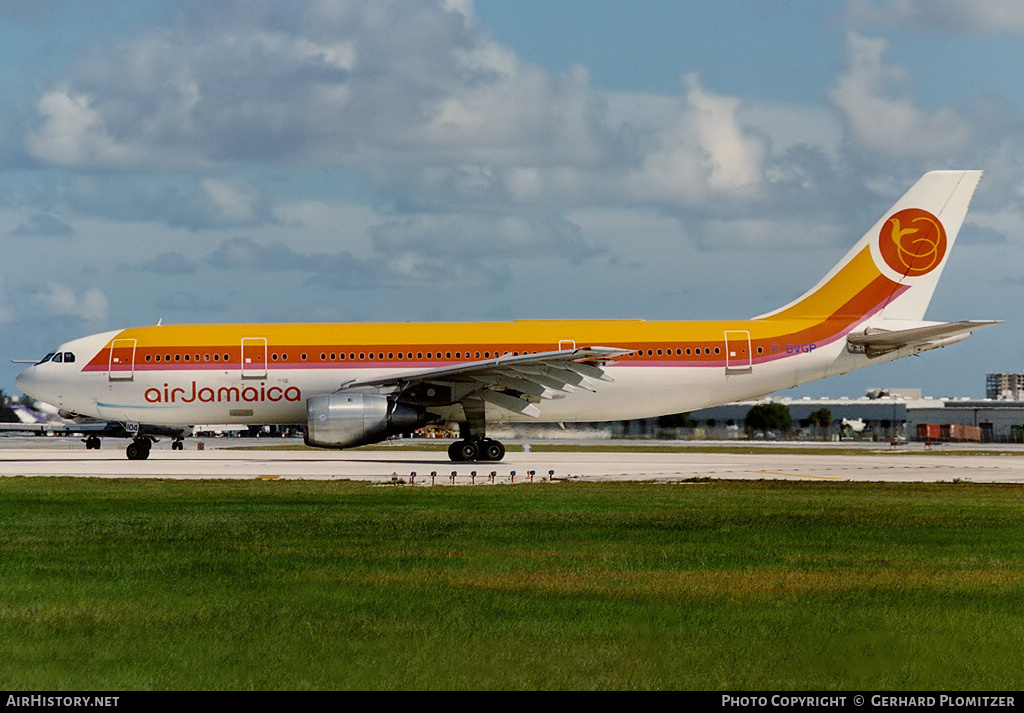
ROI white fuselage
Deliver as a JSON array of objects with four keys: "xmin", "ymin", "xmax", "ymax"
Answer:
[{"xmin": 16, "ymin": 323, "xmax": 913, "ymax": 429}]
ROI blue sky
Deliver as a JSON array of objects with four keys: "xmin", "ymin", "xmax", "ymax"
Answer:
[
  {"xmin": 2, "ymin": 0, "xmax": 1023, "ymax": 401},
  {"xmin": 476, "ymin": 1, "xmax": 843, "ymax": 99}
]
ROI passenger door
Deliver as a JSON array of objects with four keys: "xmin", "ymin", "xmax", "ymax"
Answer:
[
  {"xmin": 108, "ymin": 339, "xmax": 136, "ymax": 381},
  {"xmin": 724, "ymin": 330, "xmax": 752, "ymax": 374},
  {"xmin": 241, "ymin": 337, "xmax": 267, "ymax": 379}
]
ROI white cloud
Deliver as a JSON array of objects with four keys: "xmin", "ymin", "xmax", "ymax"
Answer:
[
  {"xmin": 830, "ymin": 33, "xmax": 971, "ymax": 159},
  {"xmin": 845, "ymin": 0, "xmax": 1024, "ymax": 34},
  {"xmin": 20, "ymin": 1, "xmax": 851, "ymax": 224},
  {"xmin": 33, "ymin": 283, "xmax": 108, "ymax": 323},
  {"xmin": 441, "ymin": 0, "xmax": 474, "ymax": 19},
  {"xmin": 23, "ymin": 0, "xmax": 610, "ymax": 170},
  {"xmin": 369, "ymin": 211, "xmax": 596, "ymax": 261},
  {"xmin": 627, "ymin": 73, "xmax": 768, "ymax": 205},
  {"xmin": 11, "ymin": 212, "xmax": 73, "ymax": 237},
  {"xmin": 200, "ymin": 178, "xmax": 261, "ymax": 225},
  {"xmin": 686, "ymin": 74, "xmax": 766, "ymax": 192},
  {"xmin": 62, "ymin": 173, "xmax": 274, "ymax": 230},
  {"xmin": 25, "ymin": 90, "xmax": 142, "ymax": 168},
  {"xmin": 698, "ymin": 217, "xmax": 846, "ymax": 251}
]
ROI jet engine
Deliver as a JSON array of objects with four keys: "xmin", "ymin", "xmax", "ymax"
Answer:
[{"xmin": 304, "ymin": 392, "xmax": 426, "ymax": 449}]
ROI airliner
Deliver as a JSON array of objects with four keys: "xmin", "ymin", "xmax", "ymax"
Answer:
[{"xmin": 15, "ymin": 170, "xmax": 998, "ymax": 461}]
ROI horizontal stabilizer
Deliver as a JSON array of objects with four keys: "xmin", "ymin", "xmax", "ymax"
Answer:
[{"xmin": 847, "ymin": 320, "xmax": 1001, "ymax": 358}]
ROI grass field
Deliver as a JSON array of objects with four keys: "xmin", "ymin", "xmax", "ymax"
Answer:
[{"xmin": 1, "ymin": 478, "xmax": 1023, "ymax": 690}]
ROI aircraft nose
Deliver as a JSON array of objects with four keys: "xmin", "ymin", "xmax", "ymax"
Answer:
[{"xmin": 15, "ymin": 366, "xmax": 37, "ymax": 399}]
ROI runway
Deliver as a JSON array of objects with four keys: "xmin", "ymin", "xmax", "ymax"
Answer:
[{"xmin": 2, "ymin": 437, "xmax": 1024, "ymax": 483}]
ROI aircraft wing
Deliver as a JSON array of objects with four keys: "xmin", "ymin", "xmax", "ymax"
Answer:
[
  {"xmin": 847, "ymin": 320, "xmax": 1001, "ymax": 358},
  {"xmin": 340, "ymin": 346, "xmax": 633, "ymax": 418}
]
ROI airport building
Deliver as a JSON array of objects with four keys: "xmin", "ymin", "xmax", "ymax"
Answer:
[
  {"xmin": 595, "ymin": 381, "xmax": 1024, "ymax": 443},
  {"xmin": 507, "ymin": 382, "xmax": 1024, "ymax": 443},
  {"xmin": 675, "ymin": 388, "xmax": 1024, "ymax": 443}
]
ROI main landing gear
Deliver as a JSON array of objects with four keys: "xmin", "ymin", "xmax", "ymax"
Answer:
[
  {"xmin": 450, "ymin": 402, "xmax": 506, "ymax": 462},
  {"xmin": 84, "ymin": 435, "xmax": 101, "ymax": 450},
  {"xmin": 447, "ymin": 437, "xmax": 506, "ymax": 462}
]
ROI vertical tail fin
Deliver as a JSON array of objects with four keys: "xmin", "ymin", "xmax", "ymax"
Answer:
[{"xmin": 756, "ymin": 170, "xmax": 983, "ymax": 322}]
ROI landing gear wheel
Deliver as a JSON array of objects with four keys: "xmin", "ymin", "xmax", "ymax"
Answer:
[
  {"xmin": 126, "ymin": 439, "xmax": 151, "ymax": 461},
  {"xmin": 84, "ymin": 436, "xmax": 101, "ymax": 450},
  {"xmin": 172, "ymin": 439, "xmax": 184, "ymax": 451},
  {"xmin": 481, "ymin": 439, "xmax": 506, "ymax": 461},
  {"xmin": 447, "ymin": 441, "xmax": 463, "ymax": 461},
  {"xmin": 448, "ymin": 439, "xmax": 480, "ymax": 462},
  {"xmin": 457, "ymin": 439, "xmax": 480, "ymax": 462}
]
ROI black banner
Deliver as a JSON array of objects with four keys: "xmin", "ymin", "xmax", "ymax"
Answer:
[{"xmin": 2, "ymin": 691, "xmax": 1021, "ymax": 707}]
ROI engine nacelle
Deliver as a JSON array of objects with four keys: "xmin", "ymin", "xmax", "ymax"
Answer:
[{"xmin": 304, "ymin": 393, "xmax": 425, "ymax": 449}]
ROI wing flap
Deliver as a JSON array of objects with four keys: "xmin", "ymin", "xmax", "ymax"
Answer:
[
  {"xmin": 477, "ymin": 390, "xmax": 542, "ymax": 418},
  {"xmin": 505, "ymin": 366, "xmax": 579, "ymax": 393},
  {"xmin": 469, "ymin": 373, "xmax": 562, "ymax": 400},
  {"xmin": 510, "ymin": 364, "xmax": 597, "ymax": 392}
]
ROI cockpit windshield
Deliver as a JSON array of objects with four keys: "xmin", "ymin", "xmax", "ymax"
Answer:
[{"xmin": 35, "ymin": 351, "xmax": 75, "ymax": 365}]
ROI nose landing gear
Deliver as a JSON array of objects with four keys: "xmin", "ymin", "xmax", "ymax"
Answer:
[{"xmin": 126, "ymin": 437, "xmax": 152, "ymax": 461}]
